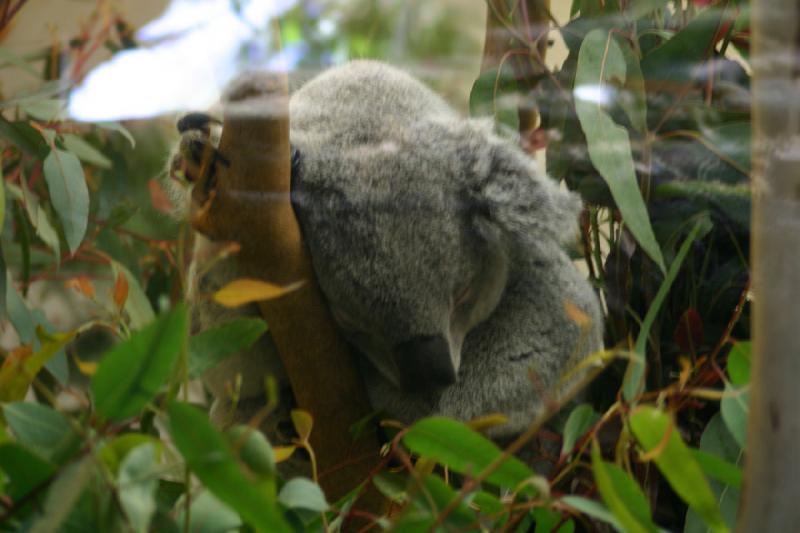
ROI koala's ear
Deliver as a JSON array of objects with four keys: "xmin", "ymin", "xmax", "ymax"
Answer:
[{"xmin": 467, "ymin": 132, "xmax": 583, "ymax": 246}]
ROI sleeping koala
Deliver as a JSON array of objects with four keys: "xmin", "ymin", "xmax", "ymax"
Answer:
[{"xmin": 168, "ymin": 61, "xmax": 603, "ymax": 441}]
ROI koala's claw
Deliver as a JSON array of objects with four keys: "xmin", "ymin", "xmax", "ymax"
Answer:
[{"xmin": 291, "ymin": 146, "xmax": 302, "ymax": 177}]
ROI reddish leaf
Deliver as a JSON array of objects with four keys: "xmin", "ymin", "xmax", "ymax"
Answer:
[
  {"xmin": 65, "ymin": 276, "xmax": 95, "ymax": 298},
  {"xmin": 112, "ymin": 270, "xmax": 129, "ymax": 309},
  {"xmin": 148, "ymin": 178, "xmax": 174, "ymax": 214},
  {"xmin": 674, "ymin": 308, "xmax": 704, "ymax": 354}
]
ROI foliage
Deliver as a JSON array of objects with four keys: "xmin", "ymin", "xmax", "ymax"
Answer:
[{"xmin": 0, "ymin": 1, "xmax": 751, "ymax": 532}]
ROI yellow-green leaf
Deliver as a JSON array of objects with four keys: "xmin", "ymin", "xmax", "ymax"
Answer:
[
  {"xmin": 591, "ymin": 440, "xmax": 658, "ymax": 533},
  {"xmin": 213, "ymin": 278, "xmax": 305, "ymax": 307},
  {"xmin": 629, "ymin": 406, "xmax": 728, "ymax": 533}
]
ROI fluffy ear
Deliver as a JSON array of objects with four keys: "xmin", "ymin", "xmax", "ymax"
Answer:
[{"xmin": 468, "ymin": 136, "xmax": 583, "ymax": 246}]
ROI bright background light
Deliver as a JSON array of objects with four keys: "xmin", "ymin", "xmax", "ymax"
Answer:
[{"xmin": 68, "ymin": 0, "xmax": 297, "ymax": 121}]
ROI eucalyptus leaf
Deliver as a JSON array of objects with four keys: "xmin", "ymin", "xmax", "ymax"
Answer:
[
  {"xmin": 20, "ymin": 99, "xmax": 65, "ymax": 121},
  {"xmin": 591, "ymin": 441, "xmax": 658, "ymax": 533},
  {"xmin": 641, "ymin": 7, "xmax": 725, "ymax": 85},
  {"xmin": 118, "ymin": 444, "xmax": 159, "ymax": 533},
  {"xmin": 403, "ymin": 417, "xmax": 536, "ymax": 492},
  {"xmin": 278, "ymin": 478, "xmax": 329, "ymax": 512},
  {"xmin": 43, "ymin": 148, "xmax": 89, "ymax": 254},
  {"xmin": 469, "ymin": 63, "xmax": 520, "ymax": 135},
  {"xmin": 720, "ymin": 383, "xmax": 748, "ymax": 450},
  {"xmin": 111, "ymin": 261, "xmax": 155, "ymax": 329},
  {"xmin": 630, "ymin": 406, "xmax": 728, "ymax": 533},
  {"xmin": 91, "ymin": 304, "xmax": 187, "ymax": 421},
  {"xmin": 168, "ymin": 402, "xmax": 290, "ymax": 532},
  {"xmin": 0, "ymin": 442, "xmax": 56, "ymax": 500},
  {"xmin": 623, "ymin": 219, "xmax": 706, "ymax": 400},
  {"xmin": 62, "ymin": 134, "xmax": 112, "ymax": 169},
  {"xmin": 189, "ymin": 318, "xmax": 268, "ymax": 378},
  {"xmin": 684, "ymin": 415, "xmax": 742, "ymax": 533},
  {"xmin": 561, "ymin": 495, "xmax": 624, "ymax": 532},
  {"xmin": 177, "ymin": 490, "xmax": 241, "ymax": 533},
  {"xmin": 3, "ymin": 402, "xmax": 78, "ymax": 462},
  {"xmin": 30, "ymin": 455, "xmax": 94, "ymax": 533},
  {"xmin": 575, "ymin": 29, "xmax": 665, "ymax": 272},
  {"xmin": 561, "ymin": 403, "xmax": 599, "ymax": 457},
  {"xmin": 96, "ymin": 121, "xmax": 136, "ymax": 148}
]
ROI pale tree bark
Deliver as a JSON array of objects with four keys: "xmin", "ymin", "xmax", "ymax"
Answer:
[
  {"xmin": 190, "ymin": 72, "xmax": 384, "ymax": 511},
  {"xmin": 738, "ymin": 1, "xmax": 800, "ymax": 530}
]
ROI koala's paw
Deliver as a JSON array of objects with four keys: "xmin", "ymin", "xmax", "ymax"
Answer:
[{"xmin": 168, "ymin": 113, "xmax": 229, "ymax": 204}]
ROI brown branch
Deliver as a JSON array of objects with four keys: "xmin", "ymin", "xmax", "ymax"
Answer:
[{"xmin": 191, "ymin": 72, "xmax": 385, "ymax": 509}]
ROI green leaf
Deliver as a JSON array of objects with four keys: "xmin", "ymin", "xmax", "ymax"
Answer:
[
  {"xmin": 2, "ymin": 402, "xmax": 78, "ymax": 462},
  {"xmin": 618, "ymin": 37, "xmax": 647, "ymax": 132},
  {"xmin": 99, "ymin": 433, "xmax": 163, "ymax": 476},
  {"xmin": 189, "ymin": 318, "xmax": 268, "ymax": 378},
  {"xmin": 561, "ymin": 495, "xmax": 624, "ymax": 532},
  {"xmin": 0, "ymin": 152, "xmax": 5, "ymax": 235},
  {"xmin": 575, "ymin": 29, "xmax": 665, "ymax": 272},
  {"xmin": 20, "ymin": 99, "xmax": 65, "ymax": 121},
  {"xmin": 30, "ymin": 455, "xmax": 94, "ymax": 533},
  {"xmin": 62, "ymin": 134, "xmax": 112, "ymax": 169},
  {"xmin": 168, "ymin": 401, "xmax": 290, "ymax": 532},
  {"xmin": 178, "ymin": 490, "xmax": 242, "ymax": 533},
  {"xmin": 470, "ymin": 490, "xmax": 504, "ymax": 516},
  {"xmin": 406, "ymin": 474, "xmax": 476, "ymax": 528},
  {"xmin": 0, "ymin": 442, "xmax": 56, "ymax": 500},
  {"xmin": 43, "ymin": 148, "xmax": 89, "ymax": 254},
  {"xmin": 0, "ymin": 243, "xmax": 6, "ymax": 318},
  {"xmin": 720, "ymin": 332, "xmax": 751, "ymax": 450},
  {"xmin": 684, "ymin": 414, "xmax": 742, "ymax": 533},
  {"xmin": 623, "ymin": 219, "xmax": 706, "ymax": 400},
  {"xmin": 720, "ymin": 383, "xmax": 748, "ymax": 450},
  {"xmin": 561, "ymin": 403, "xmax": 599, "ymax": 457},
  {"xmin": 118, "ymin": 444, "xmax": 159, "ymax": 533},
  {"xmin": 91, "ymin": 304, "xmax": 187, "ymax": 421},
  {"xmin": 625, "ymin": 0, "xmax": 669, "ymax": 19},
  {"xmin": 226, "ymin": 425, "xmax": 275, "ymax": 477},
  {"xmin": 654, "ymin": 181, "xmax": 750, "ymax": 228},
  {"xmin": 96, "ymin": 121, "xmax": 136, "ymax": 148},
  {"xmin": 0, "ymin": 117, "xmax": 48, "ymax": 157},
  {"xmin": 0, "ymin": 46, "xmax": 40, "ymax": 76},
  {"xmin": 726, "ymin": 342, "xmax": 751, "ymax": 387},
  {"xmin": 702, "ymin": 122, "xmax": 751, "ymax": 172},
  {"xmin": 0, "ymin": 327, "xmax": 75, "ymax": 402},
  {"xmin": 533, "ymin": 507, "xmax": 574, "ymax": 533},
  {"xmin": 278, "ymin": 478, "xmax": 329, "ymax": 512},
  {"xmin": 469, "ymin": 63, "xmax": 520, "ymax": 135},
  {"xmin": 641, "ymin": 7, "xmax": 725, "ymax": 85},
  {"xmin": 691, "ymin": 450, "xmax": 742, "ymax": 489},
  {"xmin": 630, "ymin": 406, "xmax": 728, "ymax": 533},
  {"xmin": 591, "ymin": 441, "xmax": 658, "ymax": 533},
  {"xmin": 403, "ymin": 417, "xmax": 535, "ymax": 492},
  {"xmin": 111, "ymin": 261, "xmax": 155, "ymax": 330},
  {"xmin": 33, "ymin": 207, "xmax": 61, "ymax": 262}
]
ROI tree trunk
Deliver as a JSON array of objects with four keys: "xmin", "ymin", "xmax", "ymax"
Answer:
[
  {"xmin": 191, "ymin": 72, "xmax": 384, "ymax": 509},
  {"xmin": 738, "ymin": 1, "xmax": 800, "ymax": 529}
]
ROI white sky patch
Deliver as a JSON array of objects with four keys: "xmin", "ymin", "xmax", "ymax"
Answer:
[
  {"xmin": 573, "ymin": 84, "xmax": 616, "ymax": 106},
  {"xmin": 68, "ymin": 0, "xmax": 297, "ymax": 121}
]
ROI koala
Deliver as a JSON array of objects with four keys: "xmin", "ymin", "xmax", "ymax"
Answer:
[{"xmin": 167, "ymin": 60, "xmax": 603, "ymax": 443}]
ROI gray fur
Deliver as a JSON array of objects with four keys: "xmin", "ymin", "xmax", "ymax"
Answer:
[{"xmin": 168, "ymin": 60, "xmax": 602, "ymax": 441}]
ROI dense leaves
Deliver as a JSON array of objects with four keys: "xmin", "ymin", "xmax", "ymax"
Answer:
[{"xmin": 0, "ymin": 1, "xmax": 752, "ymax": 531}]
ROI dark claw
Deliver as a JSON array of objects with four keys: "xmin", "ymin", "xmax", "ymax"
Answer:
[
  {"xmin": 177, "ymin": 112, "xmax": 221, "ymax": 134},
  {"xmin": 291, "ymin": 146, "xmax": 302, "ymax": 177}
]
